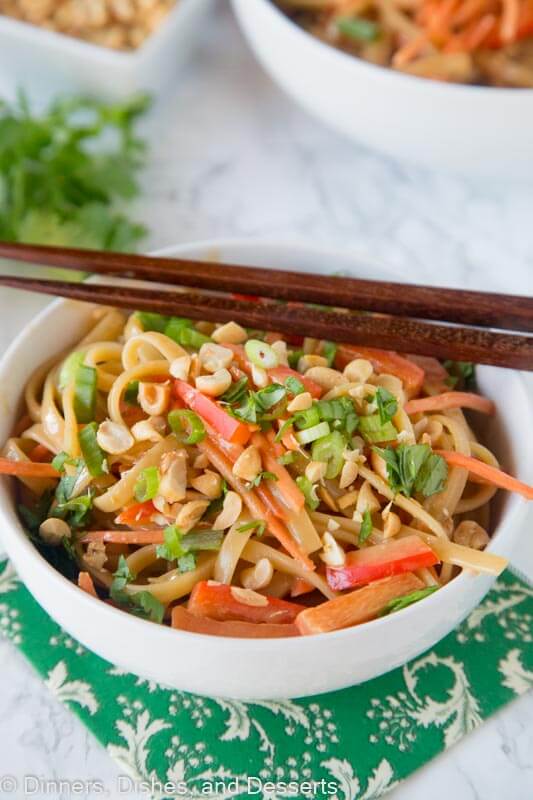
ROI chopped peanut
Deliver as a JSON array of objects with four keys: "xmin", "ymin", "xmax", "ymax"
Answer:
[
  {"xmin": 39, "ymin": 517, "xmax": 71, "ymax": 546},
  {"xmin": 319, "ymin": 531, "xmax": 346, "ymax": 567},
  {"xmin": 3, "ymin": 0, "xmax": 176, "ymax": 50},
  {"xmin": 233, "ymin": 446, "xmax": 262, "ymax": 483},
  {"xmin": 453, "ymin": 520, "xmax": 490, "ymax": 550},
  {"xmin": 212, "ymin": 321, "xmax": 247, "ymax": 345},
  {"xmin": 287, "ymin": 391, "xmax": 312, "ymax": 412},
  {"xmin": 195, "ymin": 369, "xmax": 232, "ymax": 397}
]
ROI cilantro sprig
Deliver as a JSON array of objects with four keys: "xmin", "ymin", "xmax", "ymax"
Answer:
[
  {"xmin": 110, "ymin": 556, "xmax": 165, "ymax": 624},
  {"xmin": 0, "ymin": 93, "xmax": 149, "ymax": 250},
  {"xmin": 373, "ymin": 444, "xmax": 448, "ymax": 498}
]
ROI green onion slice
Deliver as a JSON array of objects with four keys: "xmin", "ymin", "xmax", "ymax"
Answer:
[
  {"xmin": 181, "ymin": 530, "xmax": 224, "ymax": 551},
  {"xmin": 293, "ymin": 405, "xmax": 321, "ymax": 430},
  {"xmin": 168, "ymin": 409, "xmax": 206, "ymax": 445},
  {"xmin": 134, "ymin": 466, "xmax": 160, "ymax": 502},
  {"xmin": 337, "ymin": 16, "xmax": 380, "ymax": 42},
  {"xmin": 73, "ymin": 365, "xmax": 97, "ymax": 424},
  {"xmin": 311, "ymin": 430, "xmax": 345, "ymax": 479},
  {"xmin": 79, "ymin": 422, "xmax": 106, "ymax": 477},
  {"xmin": 59, "ymin": 350, "xmax": 85, "ymax": 392},
  {"xmin": 359, "ymin": 414, "xmax": 397, "ymax": 444},
  {"xmin": 295, "ymin": 421, "xmax": 331, "ymax": 445},
  {"xmin": 245, "ymin": 339, "xmax": 279, "ymax": 369}
]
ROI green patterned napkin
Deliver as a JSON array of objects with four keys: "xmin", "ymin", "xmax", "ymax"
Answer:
[{"xmin": 1, "ymin": 558, "xmax": 532, "ymax": 800}]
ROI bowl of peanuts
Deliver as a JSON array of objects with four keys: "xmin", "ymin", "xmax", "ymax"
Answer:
[{"xmin": 0, "ymin": 0, "xmax": 213, "ymax": 101}]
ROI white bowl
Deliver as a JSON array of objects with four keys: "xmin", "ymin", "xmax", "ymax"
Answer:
[
  {"xmin": 0, "ymin": 0, "xmax": 213, "ymax": 104},
  {"xmin": 0, "ymin": 239, "xmax": 531, "ymax": 700},
  {"xmin": 232, "ymin": 0, "xmax": 533, "ymax": 178}
]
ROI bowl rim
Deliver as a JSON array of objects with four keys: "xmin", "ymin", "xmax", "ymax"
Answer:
[
  {"xmin": 0, "ymin": 0, "xmax": 203, "ymax": 64},
  {"xmin": 0, "ymin": 236, "xmax": 530, "ymax": 652},
  {"xmin": 242, "ymin": 0, "xmax": 533, "ymax": 99}
]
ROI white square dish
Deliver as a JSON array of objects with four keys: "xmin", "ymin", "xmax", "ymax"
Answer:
[{"xmin": 0, "ymin": 0, "xmax": 213, "ymax": 104}]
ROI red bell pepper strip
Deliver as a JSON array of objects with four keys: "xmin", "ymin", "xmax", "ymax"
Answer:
[
  {"xmin": 172, "ymin": 606, "xmax": 299, "ymax": 638},
  {"xmin": 115, "ymin": 500, "xmax": 156, "ymax": 526},
  {"xmin": 296, "ymin": 572, "xmax": 424, "ymax": 634},
  {"xmin": 173, "ymin": 379, "xmax": 251, "ymax": 446},
  {"xmin": 188, "ymin": 580, "xmax": 305, "ymax": 624},
  {"xmin": 326, "ymin": 535, "xmax": 439, "ymax": 591}
]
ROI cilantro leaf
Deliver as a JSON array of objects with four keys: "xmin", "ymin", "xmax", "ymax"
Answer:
[
  {"xmin": 296, "ymin": 475, "xmax": 319, "ymax": 511},
  {"xmin": 110, "ymin": 555, "xmax": 134, "ymax": 602},
  {"xmin": 375, "ymin": 387, "xmax": 398, "ymax": 425},
  {"xmin": 110, "ymin": 558, "xmax": 165, "ymax": 623},
  {"xmin": 132, "ymin": 591, "xmax": 165, "ymax": 624},
  {"xmin": 373, "ymin": 444, "xmax": 448, "ymax": 498},
  {"xmin": 248, "ymin": 471, "xmax": 278, "ymax": 488},
  {"xmin": 443, "ymin": 360, "xmax": 476, "ymax": 390}
]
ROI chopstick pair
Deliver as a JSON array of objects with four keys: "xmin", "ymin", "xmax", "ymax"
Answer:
[{"xmin": 0, "ymin": 241, "xmax": 532, "ymax": 371}]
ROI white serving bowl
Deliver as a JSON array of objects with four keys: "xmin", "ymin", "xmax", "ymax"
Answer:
[
  {"xmin": 0, "ymin": 0, "xmax": 213, "ymax": 104},
  {"xmin": 232, "ymin": 0, "xmax": 533, "ymax": 178},
  {"xmin": 0, "ymin": 239, "xmax": 531, "ymax": 700}
]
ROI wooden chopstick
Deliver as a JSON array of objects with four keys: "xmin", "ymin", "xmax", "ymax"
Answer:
[
  {"xmin": 1, "ymin": 274, "xmax": 532, "ymax": 371},
  {"xmin": 0, "ymin": 240, "xmax": 532, "ymax": 332}
]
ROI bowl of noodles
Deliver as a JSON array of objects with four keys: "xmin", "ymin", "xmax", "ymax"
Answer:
[
  {"xmin": 0, "ymin": 239, "xmax": 531, "ymax": 700},
  {"xmin": 231, "ymin": 0, "xmax": 533, "ymax": 177}
]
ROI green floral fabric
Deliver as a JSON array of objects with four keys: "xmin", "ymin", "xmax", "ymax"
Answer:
[{"xmin": 0, "ymin": 558, "xmax": 532, "ymax": 799}]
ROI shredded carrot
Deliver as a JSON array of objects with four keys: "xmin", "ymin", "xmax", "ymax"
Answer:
[
  {"xmin": 436, "ymin": 451, "xmax": 533, "ymax": 500},
  {"xmin": 252, "ymin": 432, "xmax": 305, "ymax": 512},
  {"xmin": 255, "ymin": 484, "xmax": 290, "ymax": 521},
  {"xmin": 81, "ymin": 530, "xmax": 165, "ymax": 545},
  {"xmin": 198, "ymin": 437, "xmax": 315, "ymax": 570},
  {"xmin": 404, "ymin": 391, "xmax": 495, "ymax": 416},
  {"xmin": 0, "ymin": 457, "xmax": 59, "ymax": 478},
  {"xmin": 78, "ymin": 571, "xmax": 98, "ymax": 597}
]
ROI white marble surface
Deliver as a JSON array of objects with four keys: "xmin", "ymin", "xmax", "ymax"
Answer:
[{"xmin": 0, "ymin": 3, "xmax": 532, "ymax": 798}]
